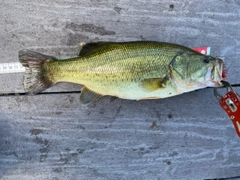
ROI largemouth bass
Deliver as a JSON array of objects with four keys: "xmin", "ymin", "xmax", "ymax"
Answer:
[{"xmin": 19, "ymin": 41, "xmax": 225, "ymax": 104}]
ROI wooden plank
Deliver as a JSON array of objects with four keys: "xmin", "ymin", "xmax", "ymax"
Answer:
[
  {"xmin": 1, "ymin": 88, "xmax": 240, "ymax": 179},
  {"xmin": 0, "ymin": 0, "xmax": 240, "ymax": 93},
  {"xmin": 1, "ymin": 0, "xmax": 240, "ymax": 179}
]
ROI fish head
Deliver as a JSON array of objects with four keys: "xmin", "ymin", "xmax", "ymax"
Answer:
[{"xmin": 170, "ymin": 52, "xmax": 225, "ymax": 91}]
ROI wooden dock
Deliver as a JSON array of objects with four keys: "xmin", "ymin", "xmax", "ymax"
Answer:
[{"xmin": 1, "ymin": 0, "xmax": 240, "ymax": 179}]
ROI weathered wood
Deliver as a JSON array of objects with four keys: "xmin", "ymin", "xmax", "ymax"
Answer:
[
  {"xmin": 1, "ymin": 0, "xmax": 240, "ymax": 179},
  {"xmin": 1, "ymin": 88, "xmax": 240, "ymax": 179},
  {"xmin": 0, "ymin": 0, "xmax": 240, "ymax": 93}
]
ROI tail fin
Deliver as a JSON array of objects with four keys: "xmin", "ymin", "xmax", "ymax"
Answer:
[{"xmin": 19, "ymin": 50, "xmax": 56, "ymax": 94}]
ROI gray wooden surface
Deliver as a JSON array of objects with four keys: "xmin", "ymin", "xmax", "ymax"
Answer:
[{"xmin": 1, "ymin": 0, "xmax": 240, "ymax": 179}]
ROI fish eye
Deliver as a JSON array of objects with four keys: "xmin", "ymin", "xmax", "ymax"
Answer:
[{"xmin": 203, "ymin": 57, "xmax": 210, "ymax": 63}]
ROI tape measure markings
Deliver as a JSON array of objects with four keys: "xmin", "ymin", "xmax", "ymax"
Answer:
[{"xmin": 0, "ymin": 62, "xmax": 25, "ymax": 74}]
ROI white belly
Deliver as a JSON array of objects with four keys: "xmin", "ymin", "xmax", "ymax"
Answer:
[{"xmin": 86, "ymin": 80, "xmax": 182, "ymax": 100}]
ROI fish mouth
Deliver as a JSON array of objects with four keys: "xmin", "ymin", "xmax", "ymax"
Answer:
[{"xmin": 205, "ymin": 59, "xmax": 225, "ymax": 87}]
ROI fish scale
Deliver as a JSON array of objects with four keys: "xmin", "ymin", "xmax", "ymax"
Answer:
[{"xmin": 19, "ymin": 41, "xmax": 224, "ymax": 104}]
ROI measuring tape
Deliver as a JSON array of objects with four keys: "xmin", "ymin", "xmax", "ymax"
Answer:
[{"xmin": 0, "ymin": 62, "xmax": 25, "ymax": 74}]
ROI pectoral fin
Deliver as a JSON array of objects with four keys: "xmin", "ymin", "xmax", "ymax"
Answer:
[
  {"xmin": 80, "ymin": 86, "xmax": 102, "ymax": 104},
  {"xmin": 140, "ymin": 78, "xmax": 168, "ymax": 92}
]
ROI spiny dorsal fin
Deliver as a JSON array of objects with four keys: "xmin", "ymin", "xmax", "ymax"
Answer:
[
  {"xmin": 80, "ymin": 86, "xmax": 103, "ymax": 105},
  {"xmin": 140, "ymin": 77, "xmax": 168, "ymax": 92},
  {"xmin": 79, "ymin": 41, "xmax": 162, "ymax": 57},
  {"xmin": 79, "ymin": 42, "xmax": 116, "ymax": 56}
]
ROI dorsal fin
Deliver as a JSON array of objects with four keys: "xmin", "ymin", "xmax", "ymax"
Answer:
[
  {"xmin": 78, "ymin": 41, "xmax": 163, "ymax": 57},
  {"xmin": 79, "ymin": 42, "xmax": 116, "ymax": 56}
]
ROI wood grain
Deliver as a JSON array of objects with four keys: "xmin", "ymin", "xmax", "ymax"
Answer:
[
  {"xmin": 1, "ymin": 0, "xmax": 240, "ymax": 93},
  {"xmin": 1, "ymin": 0, "xmax": 240, "ymax": 179},
  {"xmin": 1, "ymin": 88, "xmax": 240, "ymax": 179}
]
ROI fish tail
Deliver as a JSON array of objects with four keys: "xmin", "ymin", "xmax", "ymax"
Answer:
[{"xmin": 19, "ymin": 50, "xmax": 56, "ymax": 94}]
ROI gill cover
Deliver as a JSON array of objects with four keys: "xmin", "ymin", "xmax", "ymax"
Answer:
[{"xmin": 169, "ymin": 51, "xmax": 222, "ymax": 89}]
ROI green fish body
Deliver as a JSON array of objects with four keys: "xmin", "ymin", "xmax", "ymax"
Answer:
[{"xmin": 19, "ymin": 41, "xmax": 224, "ymax": 104}]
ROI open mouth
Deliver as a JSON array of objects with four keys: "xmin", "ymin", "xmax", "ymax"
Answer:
[
  {"xmin": 213, "ymin": 59, "xmax": 227, "ymax": 86},
  {"xmin": 222, "ymin": 62, "xmax": 227, "ymax": 79},
  {"xmin": 204, "ymin": 59, "xmax": 226, "ymax": 87},
  {"xmin": 216, "ymin": 59, "xmax": 227, "ymax": 79}
]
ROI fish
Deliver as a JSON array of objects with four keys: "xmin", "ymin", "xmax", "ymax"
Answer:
[{"xmin": 19, "ymin": 41, "xmax": 225, "ymax": 104}]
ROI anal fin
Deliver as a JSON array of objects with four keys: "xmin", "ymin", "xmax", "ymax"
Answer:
[{"xmin": 80, "ymin": 86, "xmax": 102, "ymax": 105}]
